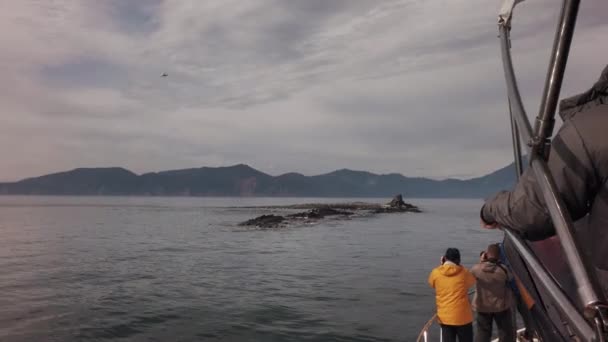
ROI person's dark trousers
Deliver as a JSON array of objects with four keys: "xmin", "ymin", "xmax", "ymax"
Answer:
[
  {"xmin": 475, "ymin": 310, "xmax": 515, "ymax": 342},
  {"xmin": 516, "ymin": 297, "xmax": 536, "ymax": 338},
  {"xmin": 440, "ymin": 323, "xmax": 473, "ymax": 342}
]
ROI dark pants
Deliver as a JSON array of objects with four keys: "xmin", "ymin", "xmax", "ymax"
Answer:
[
  {"xmin": 516, "ymin": 296, "xmax": 535, "ymax": 338},
  {"xmin": 475, "ymin": 310, "xmax": 515, "ymax": 342},
  {"xmin": 440, "ymin": 323, "xmax": 473, "ymax": 342}
]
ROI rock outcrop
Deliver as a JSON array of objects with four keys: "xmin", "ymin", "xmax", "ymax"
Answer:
[
  {"xmin": 239, "ymin": 214, "xmax": 285, "ymax": 228},
  {"xmin": 288, "ymin": 206, "xmax": 354, "ymax": 219},
  {"xmin": 373, "ymin": 194, "xmax": 422, "ymax": 213},
  {"xmin": 238, "ymin": 194, "xmax": 419, "ymax": 228}
]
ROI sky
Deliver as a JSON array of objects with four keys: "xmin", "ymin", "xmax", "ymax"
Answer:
[{"xmin": 1, "ymin": 0, "xmax": 607, "ymax": 182}]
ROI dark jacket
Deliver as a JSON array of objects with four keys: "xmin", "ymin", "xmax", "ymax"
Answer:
[
  {"xmin": 471, "ymin": 261, "xmax": 513, "ymax": 313},
  {"xmin": 482, "ymin": 65, "xmax": 608, "ymax": 274}
]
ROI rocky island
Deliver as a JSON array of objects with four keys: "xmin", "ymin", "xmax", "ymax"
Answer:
[{"xmin": 238, "ymin": 194, "xmax": 420, "ymax": 228}]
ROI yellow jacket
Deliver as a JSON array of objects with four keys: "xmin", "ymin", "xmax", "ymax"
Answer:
[{"xmin": 428, "ymin": 262, "xmax": 476, "ymax": 326}]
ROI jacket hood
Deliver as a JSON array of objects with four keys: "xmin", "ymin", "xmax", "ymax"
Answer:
[
  {"xmin": 438, "ymin": 263, "xmax": 464, "ymax": 277},
  {"xmin": 480, "ymin": 261, "xmax": 501, "ymax": 273},
  {"xmin": 559, "ymin": 64, "xmax": 608, "ymax": 120}
]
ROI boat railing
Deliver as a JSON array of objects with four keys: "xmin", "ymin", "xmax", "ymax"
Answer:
[
  {"xmin": 416, "ymin": 314, "xmax": 437, "ymax": 342},
  {"xmin": 499, "ymin": 0, "xmax": 607, "ymax": 339}
]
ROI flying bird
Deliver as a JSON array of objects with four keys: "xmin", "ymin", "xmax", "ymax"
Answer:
[{"xmin": 161, "ymin": 73, "xmax": 168, "ymax": 77}]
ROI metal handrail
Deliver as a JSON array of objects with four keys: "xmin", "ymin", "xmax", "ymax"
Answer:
[
  {"xmin": 508, "ymin": 99, "xmax": 524, "ymax": 179},
  {"xmin": 416, "ymin": 314, "xmax": 437, "ymax": 342},
  {"xmin": 504, "ymin": 230, "xmax": 595, "ymax": 340}
]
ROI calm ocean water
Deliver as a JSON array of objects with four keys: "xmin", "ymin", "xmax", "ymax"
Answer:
[{"xmin": 0, "ymin": 196, "xmax": 502, "ymax": 341}]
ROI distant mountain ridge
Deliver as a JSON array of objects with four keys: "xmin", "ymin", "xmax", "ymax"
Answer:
[{"xmin": 0, "ymin": 163, "xmax": 519, "ymax": 198}]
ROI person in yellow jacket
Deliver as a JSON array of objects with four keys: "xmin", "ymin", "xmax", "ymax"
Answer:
[{"xmin": 429, "ymin": 248, "xmax": 476, "ymax": 342}]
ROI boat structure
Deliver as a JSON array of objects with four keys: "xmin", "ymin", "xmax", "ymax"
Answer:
[{"xmin": 419, "ymin": 0, "xmax": 608, "ymax": 340}]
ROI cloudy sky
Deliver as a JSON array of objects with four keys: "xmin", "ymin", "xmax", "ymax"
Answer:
[{"xmin": 1, "ymin": 0, "xmax": 607, "ymax": 181}]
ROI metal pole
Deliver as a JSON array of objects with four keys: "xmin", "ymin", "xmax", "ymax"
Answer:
[
  {"xmin": 531, "ymin": 159, "xmax": 602, "ymax": 309},
  {"xmin": 499, "ymin": 27, "xmax": 534, "ymax": 145},
  {"xmin": 509, "ymin": 99, "xmax": 524, "ymax": 178},
  {"xmin": 533, "ymin": 0, "xmax": 580, "ymax": 153}
]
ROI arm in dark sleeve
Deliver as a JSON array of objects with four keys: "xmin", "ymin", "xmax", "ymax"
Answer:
[{"xmin": 482, "ymin": 121, "xmax": 595, "ymax": 240}]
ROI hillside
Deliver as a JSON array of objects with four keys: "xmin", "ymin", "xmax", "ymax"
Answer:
[{"xmin": 0, "ymin": 163, "xmax": 520, "ymax": 198}]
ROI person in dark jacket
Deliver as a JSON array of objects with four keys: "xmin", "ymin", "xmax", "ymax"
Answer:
[
  {"xmin": 480, "ymin": 65, "xmax": 608, "ymax": 296},
  {"xmin": 471, "ymin": 244, "xmax": 515, "ymax": 342}
]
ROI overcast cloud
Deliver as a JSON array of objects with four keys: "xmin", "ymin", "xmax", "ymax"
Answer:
[{"xmin": 1, "ymin": 0, "xmax": 607, "ymax": 181}]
